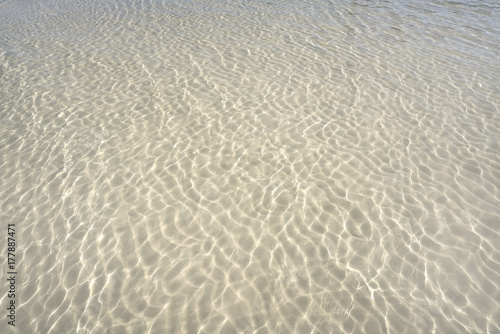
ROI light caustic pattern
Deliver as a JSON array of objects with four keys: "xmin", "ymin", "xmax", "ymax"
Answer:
[{"xmin": 1, "ymin": 0, "xmax": 500, "ymax": 333}]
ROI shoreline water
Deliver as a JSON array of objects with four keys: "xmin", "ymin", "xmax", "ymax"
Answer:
[{"xmin": 1, "ymin": 0, "xmax": 499, "ymax": 333}]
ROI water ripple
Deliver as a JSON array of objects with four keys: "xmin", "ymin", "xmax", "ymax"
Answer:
[{"xmin": 1, "ymin": 0, "xmax": 500, "ymax": 333}]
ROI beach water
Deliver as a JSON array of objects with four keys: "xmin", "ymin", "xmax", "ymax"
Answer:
[{"xmin": 1, "ymin": 0, "xmax": 499, "ymax": 333}]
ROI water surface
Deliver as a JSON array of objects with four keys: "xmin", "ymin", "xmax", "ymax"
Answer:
[{"xmin": 1, "ymin": 0, "xmax": 500, "ymax": 333}]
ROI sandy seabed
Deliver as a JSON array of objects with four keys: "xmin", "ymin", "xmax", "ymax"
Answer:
[{"xmin": 1, "ymin": 0, "xmax": 500, "ymax": 333}]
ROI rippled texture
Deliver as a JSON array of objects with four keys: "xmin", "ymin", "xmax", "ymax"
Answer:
[{"xmin": 1, "ymin": 0, "xmax": 500, "ymax": 333}]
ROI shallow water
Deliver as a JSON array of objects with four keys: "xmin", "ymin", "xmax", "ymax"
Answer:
[{"xmin": 1, "ymin": 0, "xmax": 500, "ymax": 333}]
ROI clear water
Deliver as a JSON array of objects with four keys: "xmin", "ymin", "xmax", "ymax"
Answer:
[{"xmin": 1, "ymin": 0, "xmax": 499, "ymax": 333}]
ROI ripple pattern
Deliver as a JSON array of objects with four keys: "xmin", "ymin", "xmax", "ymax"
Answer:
[{"xmin": 1, "ymin": 0, "xmax": 500, "ymax": 333}]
